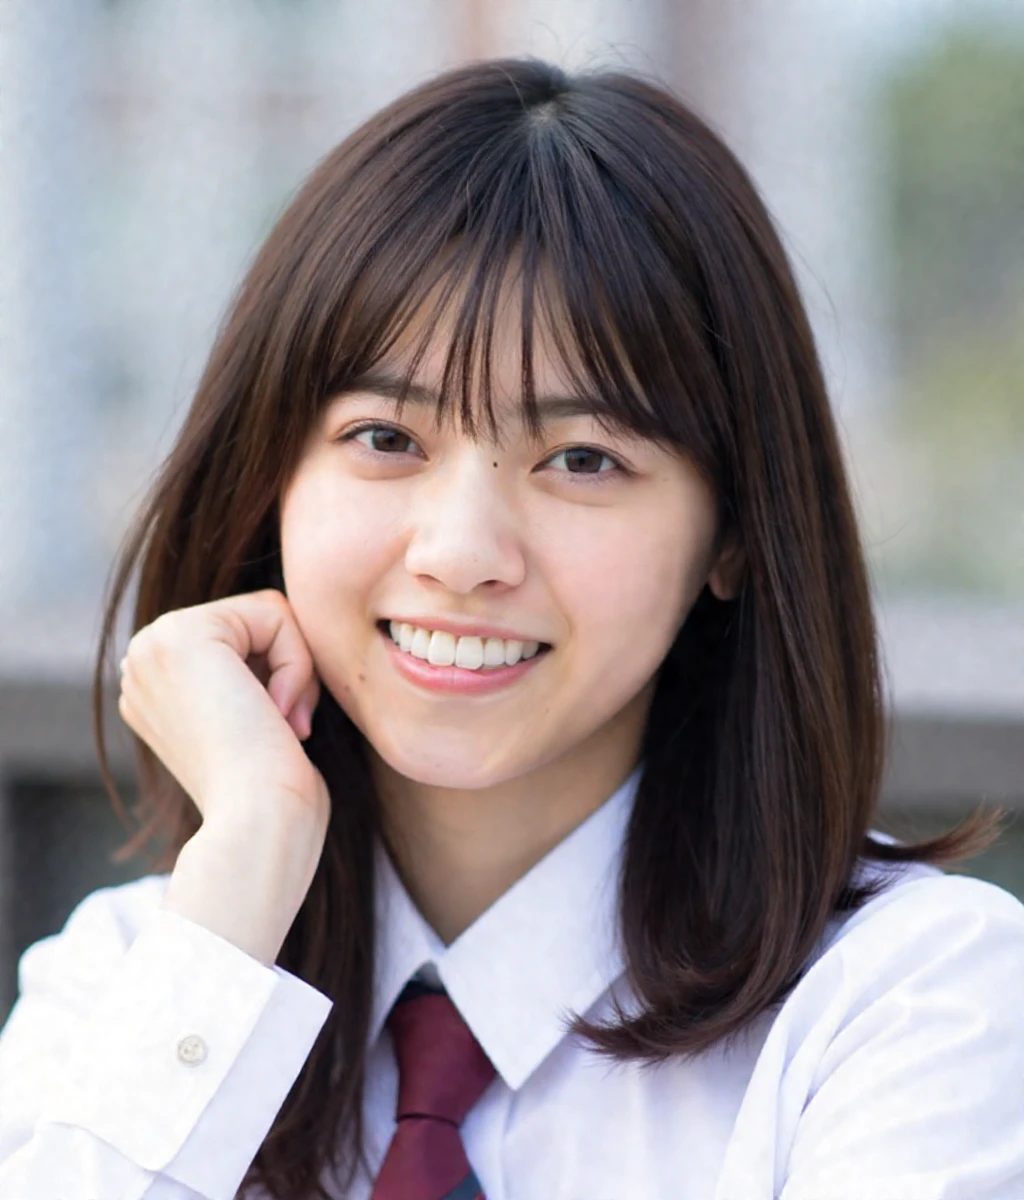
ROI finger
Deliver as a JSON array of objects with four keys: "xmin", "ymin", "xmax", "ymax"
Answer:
[
  {"xmin": 291, "ymin": 706, "xmax": 313, "ymax": 741},
  {"xmin": 205, "ymin": 590, "xmax": 315, "ymax": 717},
  {"xmin": 295, "ymin": 674, "xmax": 321, "ymax": 720},
  {"xmin": 295, "ymin": 676, "xmax": 323, "ymax": 738}
]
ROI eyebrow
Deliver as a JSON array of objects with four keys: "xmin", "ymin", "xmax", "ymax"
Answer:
[{"xmin": 335, "ymin": 367, "xmax": 606, "ymax": 425}]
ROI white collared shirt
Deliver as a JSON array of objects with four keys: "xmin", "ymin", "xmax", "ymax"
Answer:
[{"xmin": 2, "ymin": 765, "xmax": 1024, "ymax": 1199}]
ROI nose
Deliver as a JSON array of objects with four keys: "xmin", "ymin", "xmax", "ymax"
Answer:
[{"xmin": 402, "ymin": 451, "xmax": 526, "ymax": 595}]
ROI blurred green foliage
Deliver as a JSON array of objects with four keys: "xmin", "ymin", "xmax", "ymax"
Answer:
[{"xmin": 878, "ymin": 25, "xmax": 1024, "ymax": 599}]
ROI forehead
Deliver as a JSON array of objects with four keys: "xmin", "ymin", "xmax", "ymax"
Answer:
[
  {"xmin": 322, "ymin": 241, "xmax": 670, "ymax": 450},
  {"xmin": 330, "ymin": 361, "xmax": 617, "ymax": 443},
  {"xmin": 338, "ymin": 273, "xmax": 615, "ymax": 437},
  {"xmin": 391, "ymin": 264, "xmax": 573, "ymax": 387}
]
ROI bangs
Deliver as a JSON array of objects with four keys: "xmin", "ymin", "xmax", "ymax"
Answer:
[{"xmin": 298, "ymin": 67, "xmax": 731, "ymax": 477}]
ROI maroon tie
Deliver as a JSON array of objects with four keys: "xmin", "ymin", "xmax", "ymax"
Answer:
[{"xmin": 370, "ymin": 981, "xmax": 497, "ymax": 1200}]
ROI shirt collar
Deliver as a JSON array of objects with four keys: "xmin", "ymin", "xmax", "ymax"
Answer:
[{"xmin": 369, "ymin": 764, "xmax": 642, "ymax": 1091}]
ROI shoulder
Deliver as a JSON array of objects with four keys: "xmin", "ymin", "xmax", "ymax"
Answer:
[
  {"xmin": 16, "ymin": 872, "xmax": 173, "ymax": 1000},
  {"xmin": 782, "ymin": 865, "xmax": 1024, "ymax": 1047},
  {"xmin": 722, "ymin": 870, "xmax": 1024, "ymax": 1195},
  {"xmin": 750, "ymin": 873, "xmax": 1024, "ymax": 1195},
  {"xmin": 824, "ymin": 864, "xmax": 1024, "ymax": 975}
]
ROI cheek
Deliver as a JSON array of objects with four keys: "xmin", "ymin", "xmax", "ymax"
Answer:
[
  {"xmin": 279, "ymin": 469, "xmax": 394, "ymax": 623},
  {"xmin": 557, "ymin": 518, "xmax": 702, "ymax": 658},
  {"xmin": 279, "ymin": 474, "xmax": 395, "ymax": 723}
]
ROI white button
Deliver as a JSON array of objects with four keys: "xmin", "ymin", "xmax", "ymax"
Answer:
[{"xmin": 177, "ymin": 1034, "xmax": 208, "ymax": 1066}]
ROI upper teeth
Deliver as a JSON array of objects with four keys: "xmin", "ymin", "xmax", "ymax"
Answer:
[{"xmin": 387, "ymin": 621, "xmax": 542, "ymax": 670}]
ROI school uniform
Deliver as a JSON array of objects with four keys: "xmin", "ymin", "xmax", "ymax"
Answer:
[{"xmin": 1, "ymin": 764, "xmax": 1023, "ymax": 1198}]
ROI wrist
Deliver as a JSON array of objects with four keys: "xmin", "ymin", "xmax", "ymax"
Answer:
[{"xmin": 163, "ymin": 821, "xmax": 319, "ymax": 966}]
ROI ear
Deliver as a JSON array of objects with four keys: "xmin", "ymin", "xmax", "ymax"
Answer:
[{"xmin": 707, "ymin": 536, "xmax": 746, "ymax": 601}]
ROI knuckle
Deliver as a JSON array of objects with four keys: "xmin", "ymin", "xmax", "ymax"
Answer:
[
  {"xmin": 127, "ymin": 627, "xmax": 157, "ymax": 662},
  {"xmin": 265, "ymin": 586, "xmax": 290, "ymax": 612},
  {"xmin": 126, "ymin": 624, "xmax": 174, "ymax": 672},
  {"xmin": 208, "ymin": 605, "xmax": 246, "ymax": 646},
  {"xmin": 138, "ymin": 611, "xmax": 183, "ymax": 655},
  {"xmin": 146, "ymin": 610, "xmax": 177, "ymax": 637}
]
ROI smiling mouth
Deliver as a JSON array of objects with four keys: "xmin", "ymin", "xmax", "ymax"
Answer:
[{"xmin": 374, "ymin": 624, "xmax": 552, "ymax": 672}]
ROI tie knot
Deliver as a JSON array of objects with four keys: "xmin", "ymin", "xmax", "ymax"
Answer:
[{"xmin": 387, "ymin": 983, "xmax": 496, "ymax": 1126}]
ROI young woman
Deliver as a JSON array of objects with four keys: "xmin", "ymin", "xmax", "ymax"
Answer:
[{"xmin": 1, "ymin": 58, "xmax": 1022, "ymax": 1200}]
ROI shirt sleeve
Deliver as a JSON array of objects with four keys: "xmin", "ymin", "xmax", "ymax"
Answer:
[
  {"xmin": 778, "ymin": 873, "xmax": 1024, "ymax": 1200},
  {"xmin": 0, "ymin": 878, "xmax": 333, "ymax": 1200}
]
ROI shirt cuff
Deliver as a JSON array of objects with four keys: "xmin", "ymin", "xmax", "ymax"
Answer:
[{"xmin": 38, "ymin": 906, "xmax": 333, "ymax": 1198}]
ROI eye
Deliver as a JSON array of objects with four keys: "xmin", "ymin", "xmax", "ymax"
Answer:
[
  {"xmin": 339, "ymin": 423, "xmax": 628, "ymax": 483},
  {"xmin": 544, "ymin": 446, "xmax": 625, "ymax": 482},
  {"xmin": 340, "ymin": 422, "xmax": 423, "ymax": 456}
]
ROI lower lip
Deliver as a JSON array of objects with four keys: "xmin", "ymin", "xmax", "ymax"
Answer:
[{"xmin": 379, "ymin": 627, "xmax": 550, "ymax": 695}]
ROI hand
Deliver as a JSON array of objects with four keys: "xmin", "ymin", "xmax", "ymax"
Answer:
[{"xmin": 117, "ymin": 588, "xmax": 330, "ymax": 843}]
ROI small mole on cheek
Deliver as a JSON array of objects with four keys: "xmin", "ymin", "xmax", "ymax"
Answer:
[
  {"xmin": 358, "ymin": 673, "xmax": 366, "ymax": 682},
  {"xmin": 493, "ymin": 461, "xmax": 498, "ymax": 468}
]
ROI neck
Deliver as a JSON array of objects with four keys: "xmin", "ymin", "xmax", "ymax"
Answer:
[{"xmin": 369, "ymin": 690, "xmax": 650, "ymax": 944}]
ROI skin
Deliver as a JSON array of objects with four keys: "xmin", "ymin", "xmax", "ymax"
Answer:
[{"xmin": 279, "ymin": 288, "xmax": 745, "ymax": 944}]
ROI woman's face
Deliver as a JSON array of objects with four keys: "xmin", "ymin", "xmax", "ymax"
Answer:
[{"xmin": 279, "ymin": 302, "xmax": 742, "ymax": 791}]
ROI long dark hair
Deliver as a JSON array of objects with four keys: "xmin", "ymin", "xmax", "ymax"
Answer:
[{"xmin": 91, "ymin": 58, "xmax": 1003, "ymax": 1197}]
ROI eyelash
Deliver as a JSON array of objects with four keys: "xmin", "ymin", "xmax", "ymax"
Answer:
[{"xmin": 337, "ymin": 421, "xmax": 630, "ymax": 484}]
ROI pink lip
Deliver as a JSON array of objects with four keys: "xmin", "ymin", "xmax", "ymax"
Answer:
[{"xmin": 379, "ymin": 626, "xmax": 549, "ymax": 695}]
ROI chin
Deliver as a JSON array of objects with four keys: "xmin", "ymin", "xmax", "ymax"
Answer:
[{"xmin": 366, "ymin": 728, "xmax": 538, "ymax": 792}]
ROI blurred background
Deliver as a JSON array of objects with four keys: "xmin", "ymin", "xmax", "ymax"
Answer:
[{"xmin": 1, "ymin": 0, "xmax": 1023, "ymax": 1023}]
